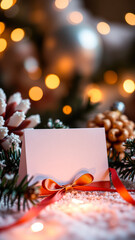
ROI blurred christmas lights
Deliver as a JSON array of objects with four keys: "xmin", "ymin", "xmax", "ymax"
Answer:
[
  {"xmin": 54, "ymin": 0, "xmax": 69, "ymax": 10},
  {"xmin": 123, "ymin": 79, "xmax": 135, "ymax": 94},
  {"xmin": 0, "ymin": 38, "xmax": 7, "ymax": 52},
  {"xmin": 31, "ymin": 222, "xmax": 44, "ymax": 232},
  {"xmin": 24, "ymin": 57, "xmax": 39, "ymax": 73},
  {"xmin": 10, "ymin": 28, "xmax": 25, "ymax": 42},
  {"xmin": 86, "ymin": 85, "xmax": 102, "ymax": 103},
  {"xmin": 104, "ymin": 70, "xmax": 118, "ymax": 85},
  {"xmin": 125, "ymin": 13, "xmax": 135, "ymax": 26},
  {"xmin": 97, "ymin": 22, "xmax": 110, "ymax": 35},
  {"xmin": 29, "ymin": 86, "xmax": 43, "ymax": 101},
  {"xmin": 63, "ymin": 105, "xmax": 72, "ymax": 115},
  {"xmin": 0, "ymin": 22, "xmax": 5, "ymax": 34},
  {"xmin": 0, "ymin": 0, "xmax": 13, "ymax": 10},
  {"xmin": 78, "ymin": 29, "xmax": 99, "ymax": 50},
  {"xmin": 56, "ymin": 56, "xmax": 74, "ymax": 74},
  {"xmin": 45, "ymin": 74, "xmax": 60, "ymax": 89},
  {"xmin": 67, "ymin": 11, "xmax": 83, "ymax": 25}
]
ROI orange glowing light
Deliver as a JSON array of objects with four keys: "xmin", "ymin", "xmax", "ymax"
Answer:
[
  {"xmin": 63, "ymin": 105, "xmax": 72, "ymax": 115},
  {"xmin": 125, "ymin": 13, "xmax": 135, "ymax": 26},
  {"xmin": 0, "ymin": 38, "xmax": 7, "ymax": 52},
  {"xmin": 54, "ymin": 0, "xmax": 69, "ymax": 9},
  {"xmin": 45, "ymin": 74, "xmax": 60, "ymax": 89},
  {"xmin": 87, "ymin": 88, "xmax": 102, "ymax": 103},
  {"xmin": 28, "ymin": 67, "xmax": 42, "ymax": 80},
  {"xmin": 68, "ymin": 11, "xmax": 83, "ymax": 25},
  {"xmin": 97, "ymin": 22, "xmax": 110, "ymax": 35},
  {"xmin": 0, "ymin": 22, "xmax": 5, "ymax": 34},
  {"xmin": 0, "ymin": 0, "xmax": 13, "ymax": 10},
  {"xmin": 10, "ymin": 28, "xmax": 25, "ymax": 42},
  {"xmin": 104, "ymin": 70, "xmax": 118, "ymax": 85},
  {"xmin": 31, "ymin": 222, "xmax": 44, "ymax": 232},
  {"xmin": 29, "ymin": 86, "xmax": 43, "ymax": 101},
  {"xmin": 57, "ymin": 56, "xmax": 74, "ymax": 74},
  {"xmin": 123, "ymin": 79, "xmax": 135, "ymax": 94},
  {"xmin": 13, "ymin": 0, "xmax": 17, "ymax": 5}
]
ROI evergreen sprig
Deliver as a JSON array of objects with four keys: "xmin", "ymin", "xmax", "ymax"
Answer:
[
  {"xmin": 0, "ymin": 170, "xmax": 40, "ymax": 211},
  {"xmin": 0, "ymin": 145, "xmax": 21, "ymax": 177},
  {"xmin": 0, "ymin": 146, "xmax": 40, "ymax": 211},
  {"xmin": 108, "ymin": 138, "xmax": 135, "ymax": 181}
]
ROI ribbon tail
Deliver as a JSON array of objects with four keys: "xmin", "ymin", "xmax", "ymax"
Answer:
[
  {"xmin": 73, "ymin": 186, "xmax": 117, "ymax": 192},
  {"xmin": 0, "ymin": 189, "xmax": 64, "ymax": 232},
  {"xmin": 109, "ymin": 168, "xmax": 135, "ymax": 205}
]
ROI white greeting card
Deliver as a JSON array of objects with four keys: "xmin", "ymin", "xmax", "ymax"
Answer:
[{"xmin": 19, "ymin": 128, "xmax": 110, "ymax": 187}]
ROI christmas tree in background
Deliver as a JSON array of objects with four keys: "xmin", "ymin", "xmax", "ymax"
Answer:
[{"xmin": 0, "ymin": 0, "xmax": 135, "ymax": 127}]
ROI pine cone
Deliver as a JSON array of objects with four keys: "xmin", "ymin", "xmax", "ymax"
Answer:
[
  {"xmin": 0, "ymin": 89, "xmax": 41, "ymax": 151},
  {"xmin": 87, "ymin": 110, "xmax": 135, "ymax": 154}
]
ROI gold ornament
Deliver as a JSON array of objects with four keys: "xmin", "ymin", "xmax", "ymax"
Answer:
[{"xmin": 87, "ymin": 110, "xmax": 135, "ymax": 155}]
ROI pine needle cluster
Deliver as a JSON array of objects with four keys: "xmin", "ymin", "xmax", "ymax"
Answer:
[{"xmin": 109, "ymin": 138, "xmax": 135, "ymax": 181}]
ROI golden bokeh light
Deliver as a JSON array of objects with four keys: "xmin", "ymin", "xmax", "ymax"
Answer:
[
  {"xmin": 104, "ymin": 70, "xmax": 118, "ymax": 84},
  {"xmin": 123, "ymin": 79, "xmax": 135, "ymax": 94},
  {"xmin": 28, "ymin": 67, "xmax": 42, "ymax": 80},
  {"xmin": 29, "ymin": 86, "xmax": 43, "ymax": 101},
  {"xmin": 63, "ymin": 105, "xmax": 72, "ymax": 115},
  {"xmin": 57, "ymin": 56, "xmax": 74, "ymax": 74},
  {"xmin": 31, "ymin": 222, "xmax": 44, "ymax": 232},
  {"xmin": 97, "ymin": 22, "xmax": 110, "ymax": 35},
  {"xmin": 0, "ymin": 0, "xmax": 13, "ymax": 10},
  {"xmin": 54, "ymin": 0, "xmax": 69, "ymax": 10},
  {"xmin": 87, "ymin": 87, "xmax": 102, "ymax": 103},
  {"xmin": 10, "ymin": 28, "xmax": 25, "ymax": 42},
  {"xmin": 0, "ymin": 22, "xmax": 5, "ymax": 34},
  {"xmin": 0, "ymin": 38, "xmax": 7, "ymax": 53},
  {"xmin": 67, "ymin": 11, "xmax": 83, "ymax": 25},
  {"xmin": 125, "ymin": 13, "xmax": 135, "ymax": 26},
  {"xmin": 45, "ymin": 74, "xmax": 60, "ymax": 89},
  {"xmin": 0, "ymin": 0, "xmax": 17, "ymax": 10}
]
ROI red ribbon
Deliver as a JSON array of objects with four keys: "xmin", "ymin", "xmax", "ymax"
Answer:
[{"xmin": 0, "ymin": 168, "xmax": 135, "ymax": 232}]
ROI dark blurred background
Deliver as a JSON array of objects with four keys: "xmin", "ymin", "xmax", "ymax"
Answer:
[{"xmin": 0, "ymin": 0, "xmax": 135, "ymax": 127}]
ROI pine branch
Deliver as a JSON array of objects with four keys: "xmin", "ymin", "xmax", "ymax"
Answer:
[
  {"xmin": 0, "ymin": 145, "xmax": 21, "ymax": 177},
  {"xmin": 0, "ymin": 170, "xmax": 40, "ymax": 211},
  {"xmin": 108, "ymin": 138, "xmax": 135, "ymax": 181},
  {"xmin": 0, "ymin": 145, "xmax": 40, "ymax": 211}
]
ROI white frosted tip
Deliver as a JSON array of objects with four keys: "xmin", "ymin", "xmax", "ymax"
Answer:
[
  {"xmin": 8, "ymin": 92, "xmax": 22, "ymax": 105},
  {"xmin": 0, "ymin": 116, "xmax": 5, "ymax": 127},
  {"xmin": 0, "ymin": 88, "xmax": 6, "ymax": 101},
  {"xmin": 0, "ymin": 127, "xmax": 8, "ymax": 140},
  {"xmin": 26, "ymin": 114, "xmax": 41, "ymax": 128},
  {"xmin": 15, "ymin": 99, "xmax": 31, "ymax": 114},
  {"xmin": 7, "ymin": 111, "xmax": 25, "ymax": 127}
]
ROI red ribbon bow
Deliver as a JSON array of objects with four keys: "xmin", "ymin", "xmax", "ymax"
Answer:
[{"xmin": 40, "ymin": 173, "xmax": 94, "ymax": 195}]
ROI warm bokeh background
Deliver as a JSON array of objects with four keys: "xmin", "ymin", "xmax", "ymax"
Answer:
[{"xmin": 0, "ymin": 0, "xmax": 135, "ymax": 127}]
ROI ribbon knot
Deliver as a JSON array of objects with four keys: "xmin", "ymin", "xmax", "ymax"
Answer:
[
  {"xmin": 65, "ymin": 184, "xmax": 73, "ymax": 191},
  {"xmin": 40, "ymin": 173, "xmax": 94, "ymax": 195}
]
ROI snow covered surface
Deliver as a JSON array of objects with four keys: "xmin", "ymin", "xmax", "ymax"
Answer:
[{"xmin": 0, "ymin": 185, "xmax": 135, "ymax": 240}]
